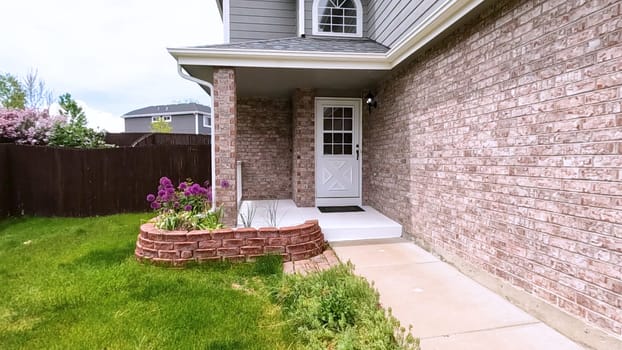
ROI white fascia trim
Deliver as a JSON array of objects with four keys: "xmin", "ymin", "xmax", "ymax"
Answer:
[
  {"xmin": 168, "ymin": 0, "xmax": 482, "ymax": 71},
  {"xmin": 123, "ymin": 111, "xmax": 209, "ymax": 119},
  {"xmin": 170, "ymin": 48, "xmax": 389, "ymax": 70},
  {"xmin": 223, "ymin": 0, "xmax": 230, "ymax": 44},
  {"xmin": 386, "ymin": 0, "xmax": 484, "ymax": 66},
  {"xmin": 297, "ymin": 0, "xmax": 305, "ymax": 37}
]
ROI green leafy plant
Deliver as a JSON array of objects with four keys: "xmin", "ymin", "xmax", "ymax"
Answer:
[
  {"xmin": 147, "ymin": 177, "xmax": 225, "ymax": 231},
  {"xmin": 48, "ymin": 93, "xmax": 106, "ymax": 148},
  {"xmin": 274, "ymin": 263, "xmax": 420, "ymax": 349}
]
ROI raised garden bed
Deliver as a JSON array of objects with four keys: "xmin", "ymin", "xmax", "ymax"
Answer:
[{"xmin": 135, "ymin": 220, "xmax": 325, "ymax": 266}]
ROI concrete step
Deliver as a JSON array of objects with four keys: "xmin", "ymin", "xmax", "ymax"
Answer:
[{"xmin": 238, "ymin": 200, "xmax": 402, "ymax": 242}]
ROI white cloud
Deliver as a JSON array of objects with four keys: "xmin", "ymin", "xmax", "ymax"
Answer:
[
  {"xmin": 0, "ymin": 0, "xmax": 223, "ymax": 116},
  {"xmin": 50, "ymin": 100, "xmax": 124, "ymax": 133}
]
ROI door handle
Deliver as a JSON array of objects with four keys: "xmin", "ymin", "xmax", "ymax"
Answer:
[{"xmin": 356, "ymin": 149, "xmax": 359, "ymax": 160}]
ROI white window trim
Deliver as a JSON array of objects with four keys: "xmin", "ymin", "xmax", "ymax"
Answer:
[
  {"xmin": 312, "ymin": 0, "xmax": 363, "ymax": 38},
  {"xmin": 152, "ymin": 115, "xmax": 172, "ymax": 123},
  {"xmin": 202, "ymin": 114, "xmax": 211, "ymax": 127}
]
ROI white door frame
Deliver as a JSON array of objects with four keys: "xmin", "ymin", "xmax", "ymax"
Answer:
[{"xmin": 315, "ymin": 97, "xmax": 363, "ymax": 207}]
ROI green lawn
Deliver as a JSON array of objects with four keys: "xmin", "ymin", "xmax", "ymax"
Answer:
[
  {"xmin": 0, "ymin": 214, "xmax": 290, "ymax": 349},
  {"xmin": 0, "ymin": 214, "xmax": 417, "ymax": 350}
]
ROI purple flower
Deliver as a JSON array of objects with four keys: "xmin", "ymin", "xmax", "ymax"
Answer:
[
  {"xmin": 150, "ymin": 202, "xmax": 161, "ymax": 209},
  {"xmin": 173, "ymin": 202, "xmax": 180, "ymax": 209},
  {"xmin": 158, "ymin": 190, "xmax": 166, "ymax": 197},
  {"xmin": 220, "ymin": 179, "xmax": 230, "ymax": 189},
  {"xmin": 159, "ymin": 176, "xmax": 172, "ymax": 187},
  {"xmin": 146, "ymin": 194, "xmax": 156, "ymax": 202},
  {"xmin": 183, "ymin": 205, "xmax": 193, "ymax": 211},
  {"xmin": 189, "ymin": 183, "xmax": 201, "ymax": 195},
  {"xmin": 178, "ymin": 182, "xmax": 188, "ymax": 190},
  {"xmin": 166, "ymin": 187, "xmax": 175, "ymax": 194}
]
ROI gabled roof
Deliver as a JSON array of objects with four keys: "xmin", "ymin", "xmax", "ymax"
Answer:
[
  {"xmin": 122, "ymin": 103, "xmax": 211, "ymax": 118},
  {"xmin": 195, "ymin": 36, "xmax": 389, "ymax": 54},
  {"xmin": 169, "ymin": 0, "xmax": 484, "ymax": 71}
]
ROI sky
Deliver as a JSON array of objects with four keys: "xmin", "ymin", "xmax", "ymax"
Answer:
[{"xmin": 0, "ymin": 0, "xmax": 223, "ymax": 132}]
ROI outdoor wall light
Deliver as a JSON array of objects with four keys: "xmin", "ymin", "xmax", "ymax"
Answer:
[{"xmin": 365, "ymin": 92, "xmax": 377, "ymax": 113}]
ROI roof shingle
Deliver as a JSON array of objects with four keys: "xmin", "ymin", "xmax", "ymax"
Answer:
[
  {"xmin": 123, "ymin": 103, "xmax": 211, "ymax": 118},
  {"xmin": 194, "ymin": 36, "xmax": 389, "ymax": 54}
]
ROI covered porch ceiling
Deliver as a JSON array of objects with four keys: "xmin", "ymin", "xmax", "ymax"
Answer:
[{"xmin": 183, "ymin": 65, "xmax": 388, "ymax": 98}]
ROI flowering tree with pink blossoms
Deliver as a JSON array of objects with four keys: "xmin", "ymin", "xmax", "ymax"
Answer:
[{"xmin": 0, "ymin": 108, "xmax": 65, "ymax": 145}]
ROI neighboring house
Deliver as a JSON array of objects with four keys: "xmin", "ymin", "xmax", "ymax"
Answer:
[
  {"xmin": 168, "ymin": 0, "xmax": 622, "ymax": 346},
  {"xmin": 122, "ymin": 103, "xmax": 211, "ymax": 135}
]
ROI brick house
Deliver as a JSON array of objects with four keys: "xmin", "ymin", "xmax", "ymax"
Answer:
[{"xmin": 168, "ymin": 0, "xmax": 622, "ymax": 347}]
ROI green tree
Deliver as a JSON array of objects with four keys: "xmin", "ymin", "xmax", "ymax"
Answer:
[
  {"xmin": 0, "ymin": 73, "xmax": 26, "ymax": 109},
  {"xmin": 151, "ymin": 117, "xmax": 172, "ymax": 133},
  {"xmin": 58, "ymin": 93, "xmax": 86, "ymax": 124},
  {"xmin": 49, "ymin": 93, "xmax": 106, "ymax": 148}
]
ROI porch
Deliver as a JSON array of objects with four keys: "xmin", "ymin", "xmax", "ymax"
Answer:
[{"xmin": 238, "ymin": 199, "xmax": 402, "ymax": 242}]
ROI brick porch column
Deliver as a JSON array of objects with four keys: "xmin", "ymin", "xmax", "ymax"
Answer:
[
  {"xmin": 213, "ymin": 68, "xmax": 237, "ymax": 227},
  {"xmin": 291, "ymin": 88, "xmax": 315, "ymax": 207}
]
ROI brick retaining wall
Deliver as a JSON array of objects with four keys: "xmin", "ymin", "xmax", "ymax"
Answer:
[{"xmin": 135, "ymin": 220, "xmax": 324, "ymax": 266}]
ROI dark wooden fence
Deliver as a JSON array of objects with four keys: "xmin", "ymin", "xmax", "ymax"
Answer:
[
  {"xmin": 0, "ymin": 144, "xmax": 11, "ymax": 217},
  {"xmin": 0, "ymin": 137, "xmax": 211, "ymax": 217},
  {"xmin": 104, "ymin": 133, "xmax": 212, "ymax": 147}
]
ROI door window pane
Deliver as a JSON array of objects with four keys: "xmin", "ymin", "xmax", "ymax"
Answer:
[{"xmin": 322, "ymin": 106, "xmax": 355, "ymax": 156}]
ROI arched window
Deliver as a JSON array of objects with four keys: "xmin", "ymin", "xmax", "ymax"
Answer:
[{"xmin": 312, "ymin": 0, "xmax": 363, "ymax": 37}]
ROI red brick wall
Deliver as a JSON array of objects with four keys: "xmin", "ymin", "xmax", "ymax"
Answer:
[
  {"xmin": 135, "ymin": 220, "xmax": 324, "ymax": 265},
  {"xmin": 237, "ymin": 97, "xmax": 292, "ymax": 200},
  {"xmin": 365, "ymin": 0, "xmax": 622, "ymax": 336},
  {"xmin": 213, "ymin": 68, "xmax": 238, "ymax": 226},
  {"xmin": 292, "ymin": 89, "xmax": 316, "ymax": 207}
]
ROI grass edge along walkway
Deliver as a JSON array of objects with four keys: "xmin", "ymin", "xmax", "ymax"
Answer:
[{"xmin": 0, "ymin": 214, "xmax": 418, "ymax": 349}]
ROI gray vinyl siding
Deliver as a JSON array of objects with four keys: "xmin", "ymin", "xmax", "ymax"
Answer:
[
  {"xmin": 367, "ymin": 0, "xmax": 446, "ymax": 48},
  {"xmin": 230, "ymin": 0, "xmax": 297, "ymax": 42},
  {"xmin": 198, "ymin": 113, "xmax": 212, "ymax": 135},
  {"xmin": 304, "ymin": 0, "xmax": 368, "ymax": 37},
  {"xmin": 124, "ymin": 114, "xmax": 210, "ymax": 135}
]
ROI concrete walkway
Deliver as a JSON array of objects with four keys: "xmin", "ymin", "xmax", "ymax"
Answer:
[{"xmin": 331, "ymin": 238, "xmax": 585, "ymax": 350}]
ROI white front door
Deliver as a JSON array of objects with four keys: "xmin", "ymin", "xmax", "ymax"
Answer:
[{"xmin": 315, "ymin": 98, "xmax": 362, "ymax": 206}]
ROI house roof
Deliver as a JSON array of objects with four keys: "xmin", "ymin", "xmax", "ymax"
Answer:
[
  {"xmin": 169, "ymin": 0, "xmax": 484, "ymax": 71},
  {"xmin": 194, "ymin": 36, "xmax": 389, "ymax": 54},
  {"xmin": 122, "ymin": 103, "xmax": 211, "ymax": 118}
]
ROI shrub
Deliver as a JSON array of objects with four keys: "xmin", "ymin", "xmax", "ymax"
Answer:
[
  {"xmin": 274, "ymin": 263, "xmax": 420, "ymax": 350},
  {"xmin": 0, "ymin": 108, "xmax": 64, "ymax": 145},
  {"xmin": 48, "ymin": 122, "xmax": 106, "ymax": 148},
  {"xmin": 147, "ymin": 177, "xmax": 224, "ymax": 231},
  {"xmin": 48, "ymin": 93, "xmax": 106, "ymax": 148}
]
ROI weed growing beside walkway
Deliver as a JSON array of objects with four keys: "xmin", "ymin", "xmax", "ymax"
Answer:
[{"xmin": 0, "ymin": 214, "xmax": 417, "ymax": 349}]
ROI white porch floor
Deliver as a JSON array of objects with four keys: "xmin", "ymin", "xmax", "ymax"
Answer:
[{"xmin": 238, "ymin": 199, "xmax": 402, "ymax": 242}]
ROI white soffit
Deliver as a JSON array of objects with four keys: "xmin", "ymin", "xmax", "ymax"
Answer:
[{"xmin": 168, "ymin": 0, "xmax": 484, "ymax": 71}]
